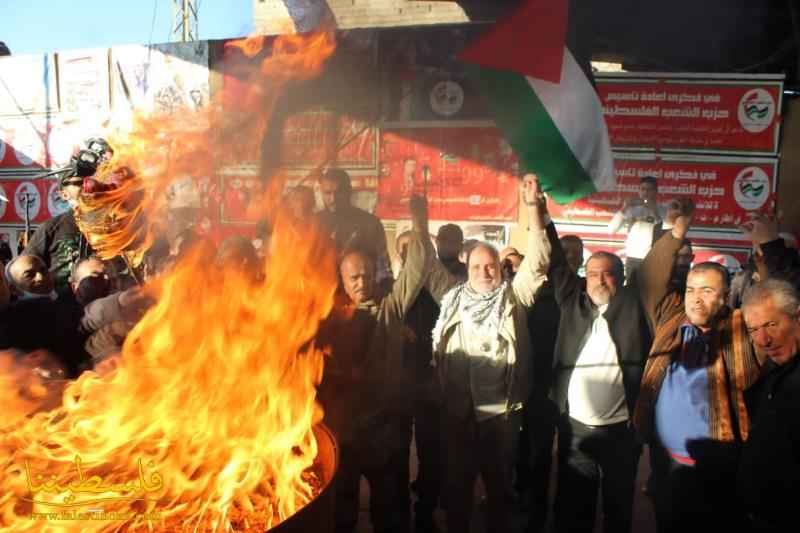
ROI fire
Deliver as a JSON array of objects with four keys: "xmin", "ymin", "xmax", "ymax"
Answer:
[
  {"xmin": 0, "ymin": 351, "xmax": 65, "ymax": 431},
  {"xmin": 0, "ymin": 214, "xmax": 337, "ymax": 530},
  {"xmin": 77, "ymin": 30, "xmax": 337, "ymax": 265},
  {"xmin": 0, "ymin": 31, "xmax": 340, "ymax": 531}
]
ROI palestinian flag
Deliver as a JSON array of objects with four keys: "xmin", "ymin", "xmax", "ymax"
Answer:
[{"xmin": 459, "ymin": 0, "xmax": 614, "ymax": 204}]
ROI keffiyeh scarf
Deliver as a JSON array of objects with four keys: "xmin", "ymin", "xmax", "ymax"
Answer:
[{"xmin": 432, "ymin": 280, "xmax": 509, "ymax": 354}]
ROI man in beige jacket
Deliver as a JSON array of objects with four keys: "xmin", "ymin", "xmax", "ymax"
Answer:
[{"xmin": 428, "ymin": 174, "xmax": 552, "ymax": 533}]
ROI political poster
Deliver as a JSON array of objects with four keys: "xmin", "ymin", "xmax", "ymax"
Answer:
[
  {"xmin": 376, "ymin": 127, "xmax": 519, "ymax": 222},
  {"xmin": 597, "ymin": 74, "xmax": 784, "ymax": 155},
  {"xmin": 548, "ymin": 152, "xmax": 779, "ymax": 247},
  {"xmin": 57, "ymin": 49, "xmax": 110, "ymax": 117}
]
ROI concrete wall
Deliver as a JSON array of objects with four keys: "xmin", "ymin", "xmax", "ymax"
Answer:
[{"xmin": 253, "ymin": 0, "xmax": 470, "ymax": 34}]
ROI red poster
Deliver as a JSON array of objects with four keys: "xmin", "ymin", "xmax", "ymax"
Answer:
[
  {"xmin": 280, "ymin": 111, "xmax": 377, "ymax": 169},
  {"xmin": 548, "ymin": 153, "xmax": 778, "ymax": 247},
  {"xmin": 376, "ymin": 128, "xmax": 519, "ymax": 222},
  {"xmin": 577, "ymin": 238, "xmax": 751, "ymax": 272},
  {"xmin": 597, "ymin": 75, "xmax": 783, "ymax": 154},
  {"xmin": 0, "ymin": 179, "xmax": 64, "ymax": 223},
  {"xmin": 220, "ymin": 174, "xmax": 266, "ymax": 224}
]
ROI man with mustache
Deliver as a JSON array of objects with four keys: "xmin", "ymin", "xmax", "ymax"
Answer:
[
  {"xmin": 543, "ymin": 205, "xmax": 656, "ymax": 533},
  {"xmin": 633, "ymin": 212, "xmax": 795, "ymax": 532},
  {"xmin": 429, "ymin": 174, "xmax": 551, "ymax": 533},
  {"xmin": 318, "ymin": 194, "xmax": 435, "ymax": 533},
  {"xmin": 738, "ymin": 279, "xmax": 800, "ymax": 532}
]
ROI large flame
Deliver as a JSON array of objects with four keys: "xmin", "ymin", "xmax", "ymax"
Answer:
[
  {"xmin": 0, "ymin": 214, "xmax": 337, "ymax": 531},
  {"xmin": 0, "ymin": 31, "xmax": 339, "ymax": 532},
  {"xmin": 77, "ymin": 30, "xmax": 336, "ymax": 266}
]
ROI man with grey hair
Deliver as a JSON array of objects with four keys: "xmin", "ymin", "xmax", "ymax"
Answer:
[
  {"xmin": 738, "ymin": 279, "xmax": 800, "ymax": 531},
  {"xmin": 633, "ymin": 212, "xmax": 796, "ymax": 532},
  {"xmin": 729, "ymin": 217, "xmax": 800, "ymax": 309},
  {"xmin": 428, "ymin": 174, "xmax": 551, "ymax": 533}
]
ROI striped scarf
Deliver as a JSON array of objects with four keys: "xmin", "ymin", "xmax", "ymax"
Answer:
[{"xmin": 634, "ymin": 294, "xmax": 762, "ymax": 443}]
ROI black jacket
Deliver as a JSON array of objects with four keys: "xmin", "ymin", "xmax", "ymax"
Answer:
[
  {"xmin": 0, "ymin": 296, "xmax": 89, "ymax": 377},
  {"xmin": 738, "ymin": 354, "xmax": 800, "ymax": 528},
  {"xmin": 403, "ymin": 260, "xmax": 466, "ymax": 382},
  {"xmin": 527, "ymin": 280, "xmax": 559, "ymax": 395},
  {"xmin": 23, "ymin": 211, "xmax": 90, "ymax": 291},
  {"xmin": 545, "ymin": 223, "xmax": 652, "ymax": 418}
]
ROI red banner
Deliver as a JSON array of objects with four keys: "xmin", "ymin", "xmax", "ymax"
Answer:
[
  {"xmin": 280, "ymin": 112, "xmax": 377, "ymax": 169},
  {"xmin": 548, "ymin": 153, "xmax": 778, "ymax": 246},
  {"xmin": 376, "ymin": 127, "xmax": 519, "ymax": 222},
  {"xmin": 0, "ymin": 178, "xmax": 66, "ymax": 223},
  {"xmin": 597, "ymin": 75, "xmax": 783, "ymax": 154},
  {"xmin": 577, "ymin": 239, "xmax": 751, "ymax": 272}
]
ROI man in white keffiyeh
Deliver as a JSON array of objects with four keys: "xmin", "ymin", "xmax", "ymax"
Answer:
[{"xmin": 425, "ymin": 174, "xmax": 552, "ymax": 533}]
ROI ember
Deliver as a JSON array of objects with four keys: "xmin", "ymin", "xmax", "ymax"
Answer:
[{"xmin": 0, "ymin": 30, "xmax": 339, "ymax": 532}]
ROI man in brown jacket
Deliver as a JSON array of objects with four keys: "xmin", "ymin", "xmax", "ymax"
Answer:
[
  {"xmin": 633, "ymin": 211, "xmax": 794, "ymax": 532},
  {"xmin": 317, "ymin": 195, "xmax": 435, "ymax": 533}
]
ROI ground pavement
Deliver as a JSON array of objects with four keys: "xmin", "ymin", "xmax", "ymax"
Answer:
[{"xmin": 354, "ymin": 433, "xmax": 657, "ymax": 533}]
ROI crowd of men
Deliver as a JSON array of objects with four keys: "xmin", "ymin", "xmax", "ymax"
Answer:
[{"xmin": 2, "ymin": 163, "xmax": 799, "ymax": 533}]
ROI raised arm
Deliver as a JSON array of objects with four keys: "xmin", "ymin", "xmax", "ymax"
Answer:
[
  {"xmin": 638, "ymin": 200, "xmax": 693, "ymax": 324},
  {"xmin": 385, "ymin": 195, "xmax": 435, "ymax": 319},
  {"xmin": 740, "ymin": 214, "xmax": 800, "ymax": 290},
  {"xmin": 425, "ymin": 258, "xmax": 463, "ymax": 305},
  {"xmin": 608, "ymin": 197, "xmax": 638, "ymax": 234},
  {"xmin": 513, "ymin": 174, "xmax": 551, "ymax": 307},
  {"xmin": 608, "ymin": 209, "xmax": 628, "ymax": 234},
  {"xmin": 371, "ymin": 215, "xmax": 393, "ymax": 285}
]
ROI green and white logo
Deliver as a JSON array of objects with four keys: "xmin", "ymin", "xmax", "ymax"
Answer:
[
  {"xmin": 733, "ymin": 166, "xmax": 770, "ymax": 210},
  {"xmin": 737, "ymin": 88, "xmax": 775, "ymax": 134}
]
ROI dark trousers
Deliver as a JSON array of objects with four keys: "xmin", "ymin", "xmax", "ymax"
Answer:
[
  {"xmin": 443, "ymin": 409, "xmax": 521, "ymax": 533},
  {"xmin": 412, "ymin": 383, "xmax": 442, "ymax": 522},
  {"xmin": 334, "ymin": 418, "xmax": 412, "ymax": 533},
  {"xmin": 650, "ymin": 442, "xmax": 747, "ymax": 533},
  {"xmin": 519, "ymin": 398, "xmax": 557, "ymax": 533},
  {"xmin": 554, "ymin": 416, "xmax": 640, "ymax": 533}
]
